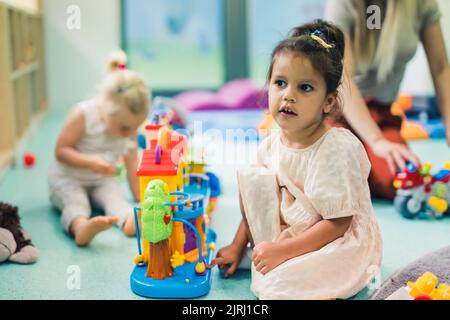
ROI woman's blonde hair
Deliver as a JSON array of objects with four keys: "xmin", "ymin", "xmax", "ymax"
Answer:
[
  {"xmin": 99, "ymin": 50, "xmax": 150, "ymax": 115},
  {"xmin": 351, "ymin": 0, "xmax": 414, "ymax": 83}
]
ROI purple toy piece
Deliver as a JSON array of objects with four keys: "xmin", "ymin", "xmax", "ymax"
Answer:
[
  {"xmin": 174, "ymin": 79, "xmax": 268, "ymax": 111},
  {"xmin": 183, "ymin": 219, "xmax": 197, "ymax": 253},
  {"xmin": 155, "ymin": 144, "xmax": 162, "ymax": 164}
]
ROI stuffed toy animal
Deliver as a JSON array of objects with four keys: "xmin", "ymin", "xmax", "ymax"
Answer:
[{"xmin": 0, "ymin": 202, "xmax": 39, "ymax": 264}]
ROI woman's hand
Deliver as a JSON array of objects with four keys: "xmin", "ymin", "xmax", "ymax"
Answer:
[
  {"xmin": 370, "ymin": 138, "xmax": 420, "ymax": 174},
  {"xmin": 88, "ymin": 156, "xmax": 117, "ymax": 176},
  {"xmin": 208, "ymin": 243, "xmax": 244, "ymax": 277},
  {"xmin": 252, "ymin": 241, "xmax": 288, "ymax": 275}
]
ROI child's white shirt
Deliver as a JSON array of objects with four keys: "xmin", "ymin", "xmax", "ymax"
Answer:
[{"xmin": 48, "ymin": 100, "xmax": 136, "ymax": 185}]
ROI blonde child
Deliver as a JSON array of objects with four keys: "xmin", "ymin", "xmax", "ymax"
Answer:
[
  {"xmin": 48, "ymin": 51, "xmax": 150, "ymax": 246},
  {"xmin": 209, "ymin": 20, "xmax": 382, "ymax": 299}
]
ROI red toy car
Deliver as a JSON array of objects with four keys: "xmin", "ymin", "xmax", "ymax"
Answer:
[{"xmin": 393, "ymin": 162, "xmax": 450, "ymax": 219}]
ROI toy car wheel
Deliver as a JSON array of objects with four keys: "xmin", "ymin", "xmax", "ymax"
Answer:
[{"xmin": 394, "ymin": 195, "xmax": 422, "ymax": 219}]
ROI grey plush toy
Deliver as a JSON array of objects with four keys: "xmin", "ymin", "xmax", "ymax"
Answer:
[{"xmin": 0, "ymin": 202, "xmax": 39, "ymax": 264}]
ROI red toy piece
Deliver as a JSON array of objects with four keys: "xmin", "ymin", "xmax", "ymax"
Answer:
[
  {"xmin": 414, "ymin": 295, "xmax": 433, "ymax": 300},
  {"xmin": 23, "ymin": 153, "xmax": 36, "ymax": 168}
]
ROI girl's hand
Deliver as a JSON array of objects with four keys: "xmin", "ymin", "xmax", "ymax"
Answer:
[
  {"xmin": 370, "ymin": 138, "xmax": 420, "ymax": 174},
  {"xmin": 88, "ymin": 156, "xmax": 117, "ymax": 176},
  {"xmin": 252, "ymin": 241, "xmax": 287, "ymax": 275},
  {"xmin": 208, "ymin": 243, "xmax": 243, "ymax": 278}
]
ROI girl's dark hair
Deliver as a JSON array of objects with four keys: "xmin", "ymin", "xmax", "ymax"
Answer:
[{"xmin": 267, "ymin": 19, "xmax": 345, "ymax": 117}]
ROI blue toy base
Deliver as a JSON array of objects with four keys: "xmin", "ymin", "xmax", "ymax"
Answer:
[{"xmin": 130, "ymin": 229, "xmax": 217, "ymax": 299}]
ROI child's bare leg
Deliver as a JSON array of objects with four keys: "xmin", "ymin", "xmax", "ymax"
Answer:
[
  {"xmin": 91, "ymin": 179, "xmax": 135, "ymax": 237},
  {"xmin": 70, "ymin": 216, "xmax": 118, "ymax": 246},
  {"xmin": 122, "ymin": 215, "xmax": 136, "ymax": 237},
  {"xmin": 239, "ymin": 193, "xmax": 255, "ymax": 248}
]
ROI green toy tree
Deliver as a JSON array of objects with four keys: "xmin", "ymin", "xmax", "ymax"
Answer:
[{"xmin": 141, "ymin": 179, "xmax": 173, "ymax": 279}]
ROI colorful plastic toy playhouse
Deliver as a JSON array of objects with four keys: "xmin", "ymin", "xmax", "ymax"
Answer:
[{"xmin": 130, "ymin": 123, "xmax": 219, "ymax": 298}]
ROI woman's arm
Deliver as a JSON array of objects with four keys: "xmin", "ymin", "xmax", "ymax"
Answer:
[
  {"xmin": 341, "ymin": 34, "xmax": 384, "ymax": 146},
  {"xmin": 340, "ymin": 32, "xmax": 419, "ymax": 173},
  {"xmin": 123, "ymin": 139, "xmax": 140, "ymax": 202},
  {"xmin": 421, "ymin": 23, "xmax": 450, "ymax": 146},
  {"xmin": 252, "ymin": 216, "xmax": 353, "ymax": 275},
  {"xmin": 55, "ymin": 108, "xmax": 116, "ymax": 176}
]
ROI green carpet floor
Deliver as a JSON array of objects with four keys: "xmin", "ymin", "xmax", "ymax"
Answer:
[{"xmin": 1, "ymin": 111, "xmax": 450, "ymax": 300}]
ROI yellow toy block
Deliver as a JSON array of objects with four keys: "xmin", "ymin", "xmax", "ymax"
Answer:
[
  {"xmin": 431, "ymin": 283, "xmax": 450, "ymax": 300},
  {"xmin": 407, "ymin": 272, "xmax": 438, "ymax": 298},
  {"xmin": 428, "ymin": 196, "xmax": 448, "ymax": 213}
]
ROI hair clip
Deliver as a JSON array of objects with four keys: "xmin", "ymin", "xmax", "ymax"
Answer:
[
  {"xmin": 310, "ymin": 30, "xmax": 333, "ymax": 49},
  {"xmin": 311, "ymin": 30, "xmax": 324, "ymax": 38},
  {"xmin": 311, "ymin": 35, "xmax": 333, "ymax": 49}
]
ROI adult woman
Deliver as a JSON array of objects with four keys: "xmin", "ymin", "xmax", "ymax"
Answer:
[{"xmin": 325, "ymin": 0, "xmax": 450, "ymax": 199}]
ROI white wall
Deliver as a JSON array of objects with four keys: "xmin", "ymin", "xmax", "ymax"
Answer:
[
  {"xmin": 0, "ymin": 0, "xmax": 41, "ymax": 13},
  {"xmin": 44, "ymin": 0, "xmax": 120, "ymax": 111},
  {"xmin": 400, "ymin": 0, "xmax": 450, "ymax": 96}
]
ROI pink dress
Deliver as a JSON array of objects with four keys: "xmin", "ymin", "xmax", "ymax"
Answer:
[{"xmin": 237, "ymin": 127, "xmax": 383, "ymax": 299}]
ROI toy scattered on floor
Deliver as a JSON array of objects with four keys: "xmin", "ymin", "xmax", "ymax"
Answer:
[
  {"xmin": 151, "ymin": 96, "xmax": 187, "ymax": 130},
  {"xmin": 138, "ymin": 96, "xmax": 188, "ymax": 150},
  {"xmin": 0, "ymin": 202, "xmax": 39, "ymax": 264},
  {"xmin": 130, "ymin": 124, "xmax": 218, "ymax": 299},
  {"xmin": 393, "ymin": 162, "xmax": 450, "ymax": 219},
  {"xmin": 386, "ymin": 272, "xmax": 450, "ymax": 300},
  {"xmin": 391, "ymin": 94, "xmax": 445, "ymax": 141},
  {"xmin": 23, "ymin": 153, "xmax": 36, "ymax": 168},
  {"xmin": 174, "ymin": 79, "xmax": 268, "ymax": 112},
  {"xmin": 137, "ymin": 133, "xmax": 147, "ymax": 150}
]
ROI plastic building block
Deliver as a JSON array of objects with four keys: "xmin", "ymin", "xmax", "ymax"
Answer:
[{"xmin": 407, "ymin": 272, "xmax": 438, "ymax": 298}]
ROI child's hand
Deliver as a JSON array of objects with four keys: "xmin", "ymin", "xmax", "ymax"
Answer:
[
  {"xmin": 252, "ymin": 241, "xmax": 287, "ymax": 275},
  {"xmin": 88, "ymin": 156, "xmax": 117, "ymax": 176},
  {"xmin": 207, "ymin": 243, "xmax": 243, "ymax": 278}
]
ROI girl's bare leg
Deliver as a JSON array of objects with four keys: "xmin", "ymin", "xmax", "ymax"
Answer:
[{"xmin": 70, "ymin": 216, "xmax": 118, "ymax": 246}]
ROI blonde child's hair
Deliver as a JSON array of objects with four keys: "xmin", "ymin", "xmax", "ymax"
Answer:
[
  {"xmin": 99, "ymin": 50, "xmax": 150, "ymax": 115},
  {"xmin": 351, "ymin": 0, "xmax": 414, "ymax": 83}
]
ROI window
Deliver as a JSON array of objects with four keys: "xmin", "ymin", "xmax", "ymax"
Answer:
[
  {"xmin": 122, "ymin": 0, "xmax": 224, "ymax": 91},
  {"xmin": 247, "ymin": 0, "xmax": 328, "ymax": 84}
]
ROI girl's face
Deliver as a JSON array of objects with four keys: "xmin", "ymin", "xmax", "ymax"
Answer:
[
  {"xmin": 268, "ymin": 52, "xmax": 335, "ymax": 135},
  {"xmin": 103, "ymin": 104, "xmax": 147, "ymax": 138}
]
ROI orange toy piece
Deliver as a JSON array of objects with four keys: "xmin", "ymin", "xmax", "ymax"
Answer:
[
  {"xmin": 391, "ymin": 94, "xmax": 413, "ymax": 116},
  {"xmin": 407, "ymin": 272, "xmax": 438, "ymax": 298},
  {"xmin": 257, "ymin": 111, "xmax": 274, "ymax": 136},
  {"xmin": 400, "ymin": 120, "xmax": 429, "ymax": 140},
  {"xmin": 391, "ymin": 94, "xmax": 429, "ymax": 141}
]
